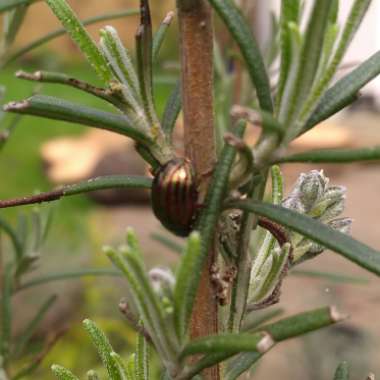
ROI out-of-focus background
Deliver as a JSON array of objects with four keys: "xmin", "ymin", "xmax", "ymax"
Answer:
[{"xmin": 0, "ymin": 0, "xmax": 380, "ymax": 379}]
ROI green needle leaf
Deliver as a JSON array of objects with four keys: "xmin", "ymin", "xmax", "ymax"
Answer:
[
  {"xmin": 1, "ymin": 264, "xmax": 14, "ymax": 360},
  {"xmin": 276, "ymin": 0, "xmax": 300, "ymax": 110},
  {"xmin": 207, "ymin": 0, "xmax": 273, "ymax": 112},
  {"xmin": 45, "ymin": 0, "xmax": 112, "ymax": 83},
  {"xmin": 17, "ymin": 269, "xmax": 123, "ymax": 292},
  {"xmin": 301, "ymin": 0, "xmax": 372, "ymax": 120},
  {"xmin": 333, "ymin": 362, "xmax": 350, "ymax": 380},
  {"xmin": 161, "ymin": 80, "xmax": 182, "ymax": 140},
  {"xmin": 4, "ymin": 95, "xmax": 151, "ymax": 144},
  {"xmin": 51, "ymin": 365, "xmax": 80, "ymax": 380},
  {"xmin": 230, "ymin": 200, "xmax": 380, "ymax": 276},
  {"xmin": 152, "ymin": 11, "xmax": 174, "ymax": 62},
  {"xmin": 303, "ymin": 50, "xmax": 380, "ymax": 132},
  {"xmin": 135, "ymin": 333, "xmax": 149, "ymax": 380},
  {"xmin": 275, "ymin": 146, "xmax": 380, "ymax": 163},
  {"xmin": 174, "ymin": 232, "xmax": 201, "ymax": 340},
  {"xmin": 2, "ymin": 9, "xmax": 139, "ymax": 68},
  {"xmin": 285, "ymin": 0, "xmax": 333, "ymax": 125},
  {"xmin": 83, "ymin": 319, "xmax": 122, "ymax": 380}
]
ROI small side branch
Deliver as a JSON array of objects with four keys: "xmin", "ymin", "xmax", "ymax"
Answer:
[
  {"xmin": 16, "ymin": 70, "xmax": 124, "ymax": 109},
  {"xmin": 0, "ymin": 175, "xmax": 152, "ymax": 209}
]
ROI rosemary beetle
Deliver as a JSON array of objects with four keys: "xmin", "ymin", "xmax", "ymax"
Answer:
[{"xmin": 151, "ymin": 158, "xmax": 198, "ymax": 237}]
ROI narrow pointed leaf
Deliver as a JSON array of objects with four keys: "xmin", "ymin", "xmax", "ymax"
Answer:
[
  {"xmin": 161, "ymin": 80, "xmax": 182, "ymax": 140},
  {"xmin": 4, "ymin": 95, "xmax": 151, "ymax": 144},
  {"xmin": 276, "ymin": 0, "xmax": 300, "ymax": 110},
  {"xmin": 174, "ymin": 232, "xmax": 201, "ymax": 339},
  {"xmin": 0, "ymin": 217, "xmax": 23, "ymax": 258},
  {"xmin": 17, "ymin": 269, "xmax": 122, "ymax": 292},
  {"xmin": 0, "ymin": 175, "xmax": 152, "ymax": 210},
  {"xmin": 83, "ymin": 319, "xmax": 122, "ymax": 380},
  {"xmin": 45, "ymin": 0, "xmax": 111, "ymax": 82},
  {"xmin": 303, "ymin": 50, "xmax": 380, "ymax": 131},
  {"xmin": 110, "ymin": 352, "xmax": 130, "ymax": 380},
  {"xmin": 334, "ymin": 362, "xmax": 350, "ymax": 380},
  {"xmin": 230, "ymin": 200, "xmax": 380, "ymax": 276},
  {"xmin": 136, "ymin": 0, "xmax": 159, "ymax": 129},
  {"xmin": 51, "ymin": 365, "xmax": 80, "ymax": 380},
  {"xmin": 285, "ymin": 0, "xmax": 333, "ymax": 124},
  {"xmin": 1, "ymin": 264, "xmax": 13, "ymax": 359},
  {"xmin": 135, "ymin": 333, "xmax": 149, "ymax": 380},
  {"xmin": 301, "ymin": 0, "xmax": 372, "ymax": 119},
  {"xmin": 275, "ymin": 146, "xmax": 380, "ymax": 163},
  {"xmin": 153, "ymin": 11, "xmax": 174, "ymax": 61},
  {"xmin": 207, "ymin": 0, "xmax": 273, "ymax": 112},
  {"xmin": 2, "ymin": 4, "xmax": 28, "ymax": 49},
  {"xmin": 99, "ymin": 26, "xmax": 140, "ymax": 101},
  {"xmin": 3, "ymin": 9, "xmax": 139, "ymax": 67}
]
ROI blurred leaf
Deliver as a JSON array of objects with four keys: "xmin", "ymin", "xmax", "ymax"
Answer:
[
  {"xmin": 0, "ymin": 217, "xmax": 23, "ymax": 259},
  {"xmin": 291, "ymin": 269, "xmax": 368, "ymax": 284},
  {"xmin": 17, "ymin": 269, "xmax": 122, "ymax": 292},
  {"xmin": 2, "ymin": 4, "xmax": 28, "ymax": 50},
  {"xmin": 174, "ymin": 232, "xmax": 201, "ymax": 340},
  {"xmin": 275, "ymin": 146, "xmax": 380, "ymax": 163},
  {"xmin": 86, "ymin": 370, "xmax": 100, "ymax": 380},
  {"xmin": 334, "ymin": 361, "xmax": 350, "ymax": 380},
  {"xmin": 276, "ymin": 0, "xmax": 300, "ymax": 110},
  {"xmin": 45, "ymin": 0, "xmax": 112, "ymax": 83},
  {"xmin": 230, "ymin": 200, "xmax": 380, "ymax": 276},
  {"xmin": 0, "ymin": 263, "xmax": 13, "ymax": 360},
  {"xmin": 83, "ymin": 319, "xmax": 122, "ymax": 380},
  {"xmin": 301, "ymin": 0, "xmax": 372, "ymax": 119},
  {"xmin": 13, "ymin": 294, "xmax": 57, "ymax": 357},
  {"xmin": 2, "ymin": 9, "xmax": 139, "ymax": 67},
  {"xmin": 207, "ymin": 0, "xmax": 273, "ymax": 112},
  {"xmin": 0, "ymin": 0, "xmax": 40, "ymax": 14},
  {"xmin": 51, "ymin": 365, "xmax": 80, "ymax": 380},
  {"xmin": 285, "ymin": 0, "xmax": 333, "ymax": 125},
  {"xmin": 161, "ymin": 80, "xmax": 181, "ymax": 140},
  {"xmin": 150, "ymin": 232, "xmax": 183, "ymax": 255},
  {"xmin": 303, "ymin": 50, "xmax": 380, "ymax": 132},
  {"xmin": 4, "ymin": 95, "xmax": 151, "ymax": 144}
]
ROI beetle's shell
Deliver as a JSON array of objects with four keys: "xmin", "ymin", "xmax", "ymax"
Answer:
[{"xmin": 151, "ymin": 158, "xmax": 198, "ymax": 237}]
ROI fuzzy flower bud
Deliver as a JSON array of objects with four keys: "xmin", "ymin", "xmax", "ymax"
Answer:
[{"xmin": 282, "ymin": 170, "xmax": 352, "ymax": 263}]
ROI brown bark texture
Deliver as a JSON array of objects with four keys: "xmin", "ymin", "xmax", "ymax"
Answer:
[{"xmin": 178, "ymin": 1, "xmax": 219, "ymax": 379}]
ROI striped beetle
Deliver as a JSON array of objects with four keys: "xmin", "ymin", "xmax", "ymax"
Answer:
[{"xmin": 151, "ymin": 158, "xmax": 199, "ymax": 237}]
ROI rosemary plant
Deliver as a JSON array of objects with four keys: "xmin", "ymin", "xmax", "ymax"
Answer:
[{"xmin": 1, "ymin": 0, "xmax": 380, "ymax": 379}]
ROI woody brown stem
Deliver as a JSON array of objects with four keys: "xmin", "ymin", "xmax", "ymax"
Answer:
[{"xmin": 177, "ymin": 1, "xmax": 218, "ymax": 379}]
